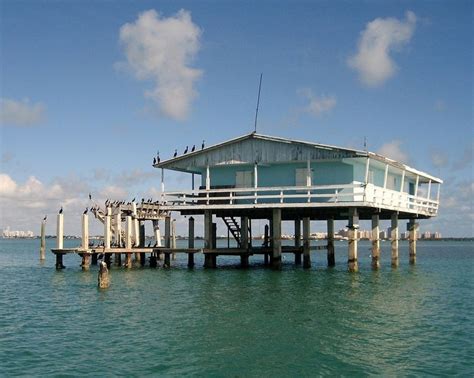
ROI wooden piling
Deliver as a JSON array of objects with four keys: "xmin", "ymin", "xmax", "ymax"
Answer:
[
  {"xmin": 40, "ymin": 220, "xmax": 46, "ymax": 261},
  {"xmin": 303, "ymin": 217, "xmax": 311, "ymax": 268},
  {"xmin": 408, "ymin": 219, "xmax": 418, "ymax": 264},
  {"xmin": 391, "ymin": 213, "xmax": 399, "ymax": 268},
  {"xmin": 55, "ymin": 253, "xmax": 65, "ymax": 270},
  {"xmin": 272, "ymin": 208, "xmax": 282, "ymax": 269},
  {"xmin": 92, "ymin": 253, "xmax": 98, "ymax": 265},
  {"xmin": 114, "ymin": 253, "xmax": 121, "ymax": 267},
  {"xmin": 264, "ymin": 224, "xmax": 269, "ymax": 265},
  {"xmin": 81, "ymin": 253, "xmax": 91, "ymax": 271},
  {"xmin": 104, "ymin": 253, "xmax": 111, "ymax": 268},
  {"xmin": 294, "ymin": 219, "xmax": 302, "ymax": 265},
  {"xmin": 125, "ymin": 253, "xmax": 132, "ymax": 269},
  {"xmin": 348, "ymin": 208, "xmax": 359, "ymax": 272},
  {"xmin": 164, "ymin": 253, "xmax": 171, "ymax": 268},
  {"xmin": 371, "ymin": 214, "xmax": 381, "ymax": 269},
  {"xmin": 327, "ymin": 218, "xmax": 335, "ymax": 267},
  {"xmin": 98, "ymin": 261, "xmax": 110, "ymax": 289},
  {"xmin": 204, "ymin": 210, "xmax": 213, "ymax": 268},
  {"xmin": 188, "ymin": 217, "xmax": 195, "ymax": 268},
  {"xmin": 56, "ymin": 213, "xmax": 64, "ymax": 250}
]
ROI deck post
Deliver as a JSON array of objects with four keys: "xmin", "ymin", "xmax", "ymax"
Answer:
[
  {"xmin": 294, "ymin": 219, "xmax": 302, "ymax": 265},
  {"xmin": 371, "ymin": 214, "xmax": 380, "ymax": 269},
  {"xmin": 164, "ymin": 216, "xmax": 171, "ymax": 268},
  {"xmin": 211, "ymin": 222, "xmax": 217, "ymax": 267},
  {"xmin": 303, "ymin": 217, "xmax": 311, "ymax": 268},
  {"xmin": 241, "ymin": 216, "xmax": 249, "ymax": 267},
  {"xmin": 132, "ymin": 202, "xmax": 140, "ymax": 247},
  {"xmin": 391, "ymin": 213, "xmax": 399, "ymax": 268},
  {"xmin": 327, "ymin": 218, "xmax": 335, "ymax": 267},
  {"xmin": 104, "ymin": 207, "xmax": 111, "ymax": 249},
  {"xmin": 348, "ymin": 208, "xmax": 359, "ymax": 272},
  {"xmin": 139, "ymin": 222, "xmax": 145, "ymax": 266},
  {"xmin": 408, "ymin": 219, "xmax": 418, "ymax": 264},
  {"xmin": 272, "ymin": 208, "xmax": 282, "ymax": 269},
  {"xmin": 153, "ymin": 220, "xmax": 162, "ymax": 247},
  {"xmin": 264, "ymin": 224, "xmax": 270, "ymax": 265},
  {"xmin": 81, "ymin": 213, "xmax": 89, "ymax": 250},
  {"xmin": 188, "ymin": 216, "xmax": 195, "ymax": 268},
  {"xmin": 115, "ymin": 213, "xmax": 122, "ymax": 246},
  {"xmin": 56, "ymin": 213, "xmax": 64, "ymax": 250},
  {"xmin": 125, "ymin": 215, "xmax": 133, "ymax": 268},
  {"xmin": 40, "ymin": 219, "xmax": 46, "ymax": 261},
  {"xmin": 204, "ymin": 210, "xmax": 212, "ymax": 268}
]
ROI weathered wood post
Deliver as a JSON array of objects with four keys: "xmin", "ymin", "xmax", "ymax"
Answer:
[
  {"xmin": 81, "ymin": 213, "xmax": 90, "ymax": 270},
  {"xmin": 164, "ymin": 216, "xmax": 171, "ymax": 268},
  {"xmin": 98, "ymin": 261, "xmax": 110, "ymax": 289},
  {"xmin": 408, "ymin": 219, "xmax": 418, "ymax": 264},
  {"xmin": 114, "ymin": 213, "xmax": 121, "ymax": 266},
  {"xmin": 204, "ymin": 210, "xmax": 213, "ymax": 268},
  {"xmin": 125, "ymin": 215, "xmax": 133, "ymax": 268},
  {"xmin": 371, "ymin": 214, "xmax": 381, "ymax": 269},
  {"xmin": 264, "ymin": 224, "xmax": 269, "ymax": 265},
  {"xmin": 294, "ymin": 219, "xmax": 302, "ymax": 265},
  {"xmin": 240, "ymin": 216, "xmax": 249, "ymax": 267},
  {"xmin": 139, "ymin": 222, "xmax": 145, "ymax": 267},
  {"xmin": 188, "ymin": 216, "xmax": 195, "ymax": 268},
  {"xmin": 327, "ymin": 218, "xmax": 335, "ymax": 267},
  {"xmin": 272, "ymin": 208, "xmax": 282, "ymax": 269},
  {"xmin": 303, "ymin": 217, "xmax": 311, "ymax": 269},
  {"xmin": 391, "ymin": 213, "xmax": 399, "ymax": 268},
  {"xmin": 40, "ymin": 219, "xmax": 46, "ymax": 261},
  {"xmin": 348, "ymin": 208, "xmax": 359, "ymax": 272}
]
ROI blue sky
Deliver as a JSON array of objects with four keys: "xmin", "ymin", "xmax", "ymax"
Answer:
[{"xmin": 0, "ymin": 0, "xmax": 472, "ymax": 236}]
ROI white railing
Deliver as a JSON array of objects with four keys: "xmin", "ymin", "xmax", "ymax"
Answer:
[{"xmin": 160, "ymin": 183, "xmax": 439, "ymax": 216}]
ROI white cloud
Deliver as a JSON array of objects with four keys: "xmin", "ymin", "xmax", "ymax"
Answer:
[
  {"xmin": 377, "ymin": 140, "xmax": 409, "ymax": 163},
  {"xmin": 118, "ymin": 9, "xmax": 202, "ymax": 121},
  {"xmin": 0, "ymin": 98, "xmax": 45, "ymax": 126},
  {"xmin": 298, "ymin": 89, "xmax": 336, "ymax": 116},
  {"xmin": 348, "ymin": 11, "xmax": 417, "ymax": 87}
]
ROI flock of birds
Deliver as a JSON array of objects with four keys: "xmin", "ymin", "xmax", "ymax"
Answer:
[{"xmin": 153, "ymin": 140, "xmax": 205, "ymax": 165}]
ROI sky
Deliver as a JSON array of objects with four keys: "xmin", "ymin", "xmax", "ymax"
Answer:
[{"xmin": 0, "ymin": 0, "xmax": 472, "ymax": 237}]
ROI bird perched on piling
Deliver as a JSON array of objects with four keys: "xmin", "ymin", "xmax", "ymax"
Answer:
[
  {"xmin": 173, "ymin": 149, "xmax": 177, "ymax": 158},
  {"xmin": 89, "ymin": 193, "xmax": 92, "ymax": 200},
  {"xmin": 202, "ymin": 140, "xmax": 205, "ymax": 150},
  {"xmin": 184, "ymin": 146, "xmax": 188, "ymax": 154},
  {"xmin": 83, "ymin": 208, "xmax": 88, "ymax": 215},
  {"xmin": 43, "ymin": 215, "xmax": 47, "ymax": 221},
  {"xmin": 132, "ymin": 197, "xmax": 135, "ymax": 202},
  {"xmin": 191, "ymin": 145, "xmax": 195, "ymax": 152},
  {"xmin": 153, "ymin": 157, "xmax": 156, "ymax": 165},
  {"xmin": 59, "ymin": 207, "xmax": 63, "ymax": 214}
]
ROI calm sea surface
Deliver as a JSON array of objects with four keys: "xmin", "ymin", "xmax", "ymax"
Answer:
[{"xmin": 0, "ymin": 238, "xmax": 472, "ymax": 376}]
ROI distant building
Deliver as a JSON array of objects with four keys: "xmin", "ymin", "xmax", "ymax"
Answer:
[{"xmin": 2, "ymin": 227, "xmax": 34, "ymax": 238}]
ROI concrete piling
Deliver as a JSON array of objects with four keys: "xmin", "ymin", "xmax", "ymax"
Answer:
[
  {"xmin": 56, "ymin": 213, "xmax": 64, "ymax": 250},
  {"xmin": 408, "ymin": 219, "xmax": 418, "ymax": 264},
  {"xmin": 81, "ymin": 212, "xmax": 90, "ymax": 271},
  {"xmin": 371, "ymin": 214, "xmax": 381, "ymax": 269},
  {"xmin": 104, "ymin": 207, "xmax": 111, "ymax": 249},
  {"xmin": 40, "ymin": 220, "xmax": 46, "ymax": 261},
  {"xmin": 327, "ymin": 218, "xmax": 335, "ymax": 267},
  {"xmin": 98, "ymin": 261, "xmax": 110, "ymax": 289},
  {"xmin": 126, "ymin": 216, "xmax": 132, "ymax": 250},
  {"xmin": 348, "ymin": 208, "xmax": 359, "ymax": 272},
  {"xmin": 391, "ymin": 213, "xmax": 399, "ymax": 268},
  {"xmin": 272, "ymin": 208, "xmax": 282, "ymax": 269},
  {"xmin": 303, "ymin": 217, "xmax": 311, "ymax": 268}
]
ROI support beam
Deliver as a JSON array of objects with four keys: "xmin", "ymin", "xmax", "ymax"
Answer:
[
  {"xmin": 272, "ymin": 208, "xmax": 282, "ymax": 269},
  {"xmin": 104, "ymin": 207, "xmax": 111, "ymax": 249},
  {"xmin": 408, "ymin": 219, "xmax": 418, "ymax": 264},
  {"xmin": 303, "ymin": 217, "xmax": 311, "ymax": 268},
  {"xmin": 327, "ymin": 218, "xmax": 335, "ymax": 267},
  {"xmin": 348, "ymin": 208, "xmax": 359, "ymax": 272},
  {"xmin": 188, "ymin": 217, "xmax": 195, "ymax": 268},
  {"xmin": 81, "ymin": 214, "xmax": 89, "ymax": 250},
  {"xmin": 294, "ymin": 219, "xmax": 301, "ymax": 265},
  {"xmin": 241, "ymin": 216, "xmax": 249, "ymax": 250},
  {"xmin": 371, "ymin": 214, "xmax": 381, "ymax": 269},
  {"xmin": 165, "ymin": 216, "xmax": 171, "ymax": 249},
  {"xmin": 56, "ymin": 213, "xmax": 64, "ymax": 250},
  {"xmin": 391, "ymin": 213, "xmax": 399, "ymax": 268}
]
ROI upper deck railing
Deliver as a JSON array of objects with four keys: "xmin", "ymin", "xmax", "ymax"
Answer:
[{"xmin": 159, "ymin": 183, "xmax": 439, "ymax": 216}]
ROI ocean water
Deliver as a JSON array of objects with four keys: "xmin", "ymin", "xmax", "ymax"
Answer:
[{"xmin": 0, "ymin": 238, "xmax": 472, "ymax": 376}]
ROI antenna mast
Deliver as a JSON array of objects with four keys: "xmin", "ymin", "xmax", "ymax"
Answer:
[{"xmin": 254, "ymin": 73, "xmax": 263, "ymax": 133}]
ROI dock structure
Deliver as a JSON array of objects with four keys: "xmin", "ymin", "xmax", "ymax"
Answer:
[{"xmin": 51, "ymin": 132, "xmax": 442, "ymax": 272}]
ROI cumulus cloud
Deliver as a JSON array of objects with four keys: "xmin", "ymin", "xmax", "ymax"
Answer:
[
  {"xmin": 298, "ymin": 89, "xmax": 336, "ymax": 117},
  {"xmin": 118, "ymin": 9, "xmax": 202, "ymax": 121},
  {"xmin": 348, "ymin": 11, "xmax": 417, "ymax": 87},
  {"xmin": 377, "ymin": 140, "xmax": 409, "ymax": 164},
  {"xmin": 0, "ymin": 98, "xmax": 45, "ymax": 126}
]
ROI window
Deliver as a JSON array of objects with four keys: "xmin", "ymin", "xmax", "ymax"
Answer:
[
  {"xmin": 367, "ymin": 170, "xmax": 374, "ymax": 184},
  {"xmin": 295, "ymin": 168, "xmax": 313, "ymax": 186},
  {"xmin": 236, "ymin": 171, "xmax": 253, "ymax": 188}
]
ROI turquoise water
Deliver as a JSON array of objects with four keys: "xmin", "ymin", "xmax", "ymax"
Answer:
[{"xmin": 0, "ymin": 238, "xmax": 472, "ymax": 376}]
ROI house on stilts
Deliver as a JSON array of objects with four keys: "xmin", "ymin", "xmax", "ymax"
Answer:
[{"xmin": 154, "ymin": 132, "xmax": 442, "ymax": 271}]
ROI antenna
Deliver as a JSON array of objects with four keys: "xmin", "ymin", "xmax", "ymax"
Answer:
[
  {"xmin": 254, "ymin": 73, "xmax": 263, "ymax": 133},
  {"xmin": 364, "ymin": 136, "xmax": 367, "ymax": 152}
]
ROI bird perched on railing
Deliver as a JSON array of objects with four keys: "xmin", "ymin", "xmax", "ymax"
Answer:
[
  {"xmin": 184, "ymin": 146, "xmax": 188, "ymax": 154},
  {"xmin": 191, "ymin": 144, "xmax": 195, "ymax": 152},
  {"xmin": 153, "ymin": 157, "xmax": 156, "ymax": 165},
  {"xmin": 173, "ymin": 149, "xmax": 178, "ymax": 158},
  {"xmin": 202, "ymin": 140, "xmax": 205, "ymax": 149}
]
